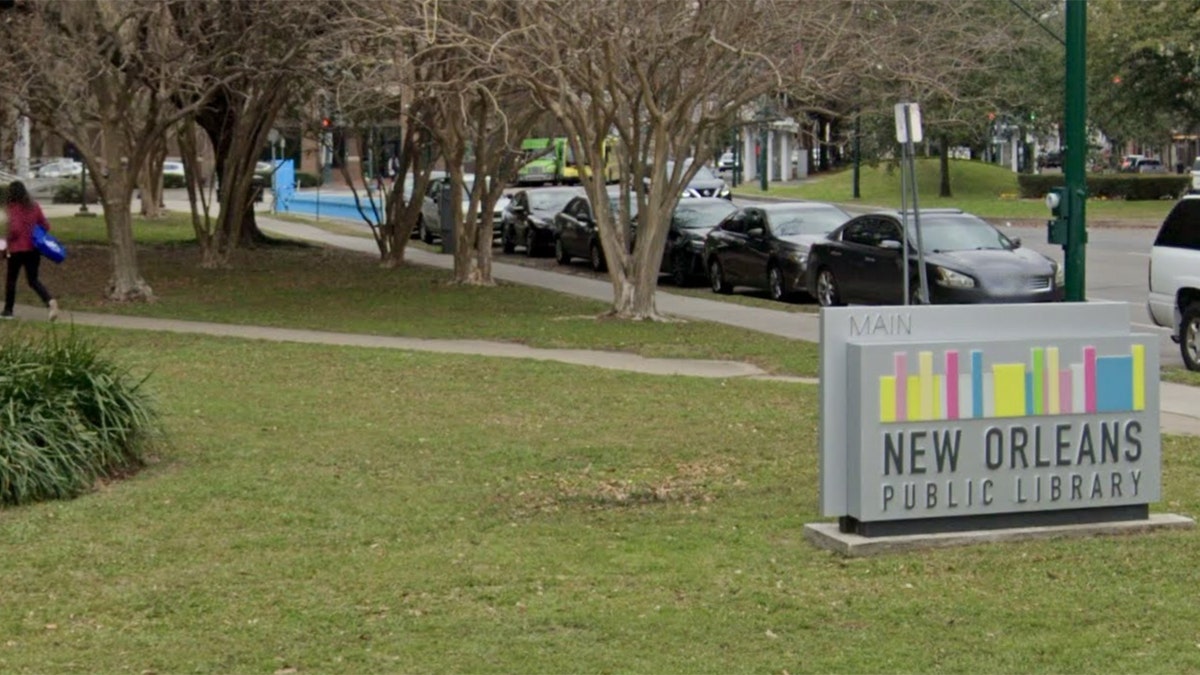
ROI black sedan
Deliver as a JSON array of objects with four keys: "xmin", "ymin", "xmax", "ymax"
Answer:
[
  {"xmin": 703, "ymin": 202, "xmax": 850, "ymax": 301},
  {"xmin": 634, "ymin": 198, "xmax": 738, "ymax": 286},
  {"xmin": 553, "ymin": 187, "xmax": 638, "ymax": 272},
  {"xmin": 804, "ymin": 209, "xmax": 1065, "ymax": 306},
  {"xmin": 501, "ymin": 186, "xmax": 583, "ymax": 256}
]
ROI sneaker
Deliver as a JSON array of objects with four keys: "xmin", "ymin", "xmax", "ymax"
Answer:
[
  {"xmin": 48, "ymin": 299, "xmax": 59, "ymax": 322},
  {"xmin": 0, "ymin": 313, "xmax": 12, "ymax": 321}
]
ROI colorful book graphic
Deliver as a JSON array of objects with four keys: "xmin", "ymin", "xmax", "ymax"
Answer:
[{"xmin": 878, "ymin": 344, "xmax": 1145, "ymax": 423}]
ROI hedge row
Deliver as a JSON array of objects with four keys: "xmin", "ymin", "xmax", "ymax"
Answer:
[{"xmin": 1018, "ymin": 174, "xmax": 1189, "ymax": 201}]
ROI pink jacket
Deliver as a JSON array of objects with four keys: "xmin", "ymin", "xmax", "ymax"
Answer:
[{"xmin": 5, "ymin": 201, "xmax": 49, "ymax": 253}]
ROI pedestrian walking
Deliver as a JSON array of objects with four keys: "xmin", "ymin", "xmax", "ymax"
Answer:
[{"xmin": 3, "ymin": 181, "xmax": 59, "ymax": 321}]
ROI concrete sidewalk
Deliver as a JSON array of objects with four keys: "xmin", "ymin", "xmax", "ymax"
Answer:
[{"xmin": 32, "ymin": 200, "xmax": 1200, "ymax": 435}]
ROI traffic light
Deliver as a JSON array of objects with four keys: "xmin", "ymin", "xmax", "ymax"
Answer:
[{"xmin": 321, "ymin": 118, "xmax": 332, "ymax": 129}]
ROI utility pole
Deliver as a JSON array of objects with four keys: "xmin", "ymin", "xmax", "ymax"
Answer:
[{"xmin": 1062, "ymin": 0, "xmax": 1087, "ymax": 301}]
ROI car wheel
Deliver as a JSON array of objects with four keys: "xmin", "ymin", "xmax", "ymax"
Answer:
[
  {"xmin": 815, "ymin": 268, "xmax": 842, "ymax": 307},
  {"xmin": 524, "ymin": 229, "xmax": 538, "ymax": 257},
  {"xmin": 589, "ymin": 241, "xmax": 607, "ymax": 272},
  {"xmin": 502, "ymin": 225, "xmax": 516, "ymax": 254},
  {"xmin": 670, "ymin": 252, "xmax": 693, "ymax": 287},
  {"xmin": 419, "ymin": 217, "xmax": 435, "ymax": 244},
  {"xmin": 768, "ymin": 265, "xmax": 790, "ymax": 302},
  {"xmin": 1182, "ymin": 303, "xmax": 1200, "ymax": 371},
  {"xmin": 555, "ymin": 238, "xmax": 571, "ymax": 265},
  {"xmin": 709, "ymin": 258, "xmax": 732, "ymax": 295}
]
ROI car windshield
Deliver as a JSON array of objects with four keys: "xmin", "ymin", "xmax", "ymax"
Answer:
[
  {"xmin": 675, "ymin": 201, "xmax": 737, "ymax": 228},
  {"xmin": 665, "ymin": 161, "xmax": 718, "ymax": 182},
  {"xmin": 529, "ymin": 189, "xmax": 580, "ymax": 212},
  {"xmin": 916, "ymin": 214, "xmax": 1013, "ymax": 252},
  {"xmin": 768, "ymin": 206, "xmax": 847, "ymax": 236}
]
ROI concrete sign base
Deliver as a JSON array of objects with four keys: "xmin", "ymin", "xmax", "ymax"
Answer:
[{"xmin": 804, "ymin": 513, "xmax": 1194, "ymax": 558}]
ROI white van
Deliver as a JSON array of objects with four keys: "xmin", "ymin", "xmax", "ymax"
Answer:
[{"xmin": 1148, "ymin": 194, "xmax": 1200, "ymax": 370}]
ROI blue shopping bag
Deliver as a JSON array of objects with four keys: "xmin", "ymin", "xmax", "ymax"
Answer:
[{"xmin": 32, "ymin": 225, "xmax": 66, "ymax": 263}]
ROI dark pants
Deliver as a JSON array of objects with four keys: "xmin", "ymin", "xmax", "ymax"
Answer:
[{"xmin": 4, "ymin": 251, "xmax": 53, "ymax": 314}]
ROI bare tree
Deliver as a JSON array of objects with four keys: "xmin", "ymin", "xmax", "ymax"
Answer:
[
  {"xmin": 0, "ymin": 0, "xmax": 246, "ymax": 299},
  {"xmin": 391, "ymin": 0, "xmax": 545, "ymax": 285},
  {"xmin": 495, "ymin": 0, "xmax": 859, "ymax": 319},
  {"xmin": 167, "ymin": 0, "xmax": 355, "ymax": 268}
]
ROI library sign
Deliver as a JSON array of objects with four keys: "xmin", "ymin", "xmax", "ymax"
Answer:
[{"xmin": 819, "ymin": 303, "xmax": 1160, "ymax": 536}]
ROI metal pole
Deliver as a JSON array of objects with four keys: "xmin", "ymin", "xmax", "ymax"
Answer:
[
  {"xmin": 1064, "ymin": 0, "xmax": 1087, "ymax": 302},
  {"xmin": 759, "ymin": 123, "xmax": 769, "ymax": 191},
  {"xmin": 903, "ymin": 105, "xmax": 929, "ymax": 304},
  {"xmin": 77, "ymin": 161, "xmax": 93, "ymax": 217},
  {"xmin": 852, "ymin": 112, "xmax": 861, "ymax": 199},
  {"xmin": 900, "ymin": 136, "xmax": 911, "ymax": 306}
]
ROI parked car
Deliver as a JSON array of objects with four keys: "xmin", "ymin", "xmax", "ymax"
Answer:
[
  {"xmin": 805, "ymin": 209, "xmax": 1064, "ymax": 306},
  {"xmin": 500, "ymin": 186, "xmax": 583, "ymax": 256},
  {"xmin": 36, "ymin": 159, "xmax": 82, "ymax": 178},
  {"xmin": 704, "ymin": 201, "xmax": 850, "ymax": 301},
  {"xmin": 717, "ymin": 152, "xmax": 737, "ymax": 173},
  {"xmin": 635, "ymin": 197, "xmax": 738, "ymax": 286},
  {"xmin": 1038, "ymin": 151, "xmax": 1063, "ymax": 170},
  {"xmin": 417, "ymin": 174, "xmax": 509, "ymax": 245},
  {"xmin": 664, "ymin": 160, "xmax": 732, "ymax": 199},
  {"xmin": 161, "ymin": 160, "xmax": 186, "ymax": 177},
  {"xmin": 1147, "ymin": 195, "xmax": 1200, "ymax": 370},
  {"xmin": 1120, "ymin": 154, "xmax": 1146, "ymax": 172},
  {"xmin": 553, "ymin": 186, "xmax": 638, "ymax": 272},
  {"xmin": 1134, "ymin": 158, "xmax": 1168, "ymax": 174}
]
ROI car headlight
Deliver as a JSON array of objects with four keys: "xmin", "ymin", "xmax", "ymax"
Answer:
[
  {"xmin": 717, "ymin": 185, "xmax": 731, "ymax": 198},
  {"xmin": 1053, "ymin": 262, "xmax": 1065, "ymax": 286},
  {"xmin": 687, "ymin": 237, "xmax": 705, "ymax": 251},
  {"xmin": 935, "ymin": 266, "xmax": 975, "ymax": 288}
]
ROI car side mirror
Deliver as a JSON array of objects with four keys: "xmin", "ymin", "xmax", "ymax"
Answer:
[
  {"xmin": 1010, "ymin": 237, "xmax": 1022, "ymax": 248},
  {"xmin": 879, "ymin": 239, "xmax": 903, "ymax": 251}
]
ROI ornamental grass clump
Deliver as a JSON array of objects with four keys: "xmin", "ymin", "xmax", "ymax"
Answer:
[{"xmin": 0, "ymin": 328, "xmax": 157, "ymax": 506}]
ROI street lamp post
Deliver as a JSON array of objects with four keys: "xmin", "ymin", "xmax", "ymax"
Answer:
[{"xmin": 76, "ymin": 161, "xmax": 94, "ymax": 217}]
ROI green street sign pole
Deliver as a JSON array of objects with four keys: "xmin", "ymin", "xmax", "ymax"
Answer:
[{"xmin": 1064, "ymin": 0, "xmax": 1087, "ymax": 301}]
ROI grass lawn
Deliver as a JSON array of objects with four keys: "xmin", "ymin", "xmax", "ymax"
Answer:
[
  {"xmin": 1163, "ymin": 366, "xmax": 1200, "ymax": 387},
  {"xmin": 736, "ymin": 158, "xmax": 1175, "ymax": 223},
  {"xmin": 40, "ymin": 215, "xmax": 820, "ymax": 377},
  {"xmin": 1, "ymin": 324, "xmax": 1198, "ymax": 673}
]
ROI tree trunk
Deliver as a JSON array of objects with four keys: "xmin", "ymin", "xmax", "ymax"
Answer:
[
  {"xmin": 102, "ymin": 186, "xmax": 154, "ymax": 301},
  {"xmin": 939, "ymin": 135, "xmax": 952, "ymax": 198}
]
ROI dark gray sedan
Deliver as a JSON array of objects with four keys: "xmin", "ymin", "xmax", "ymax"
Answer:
[
  {"xmin": 703, "ymin": 202, "xmax": 850, "ymax": 301},
  {"xmin": 805, "ymin": 210, "xmax": 1065, "ymax": 306},
  {"xmin": 501, "ymin": 186, "xmax": 583, "ymax": 256}
]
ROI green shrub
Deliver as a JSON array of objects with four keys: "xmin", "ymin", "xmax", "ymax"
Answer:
[
  {"xmin": 162, "ymin": 174, "xmax": 187, "ymax": 189},
  {"xmin": 1018, "ymin": 174, "xmax": 1189, "ymax": 201},
  {"xmin": 295, "ymin": 171, "xmax": 321, "ymax": 188},
  {"xmin": 0, "ymin": 329, "xmax": 158, "ymax": 506},
  {"xmin": 51, "ymin": 180, "xmax": 99, "ymax": 204}
]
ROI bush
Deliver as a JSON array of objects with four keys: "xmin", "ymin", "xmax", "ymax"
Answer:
[
  {"xmin": 52, "ymin": 180, "xmax": 99, "ymax": 204},
  {"xmin": 295, "ymin": 171, "xmax": 321, "ymax": 188},
  {"xmin": 162, "ymin": 174, "xmax": 187, "ymax": 189},
  {"xmin": 0, "ymin": 329, "xmax": 158, "ymax": 506},
  {"xmin": 1018, "ymin": 174, "xmax": 1189, "ymax": 201},
  {"xmin": 0, "ymin": 183, "xmax": 7, "ymax": 202}
]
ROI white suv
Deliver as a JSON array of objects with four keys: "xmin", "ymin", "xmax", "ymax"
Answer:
[{"xmin": 1148, "ymin": 195, "xmax": 1200, "ymax": 370}]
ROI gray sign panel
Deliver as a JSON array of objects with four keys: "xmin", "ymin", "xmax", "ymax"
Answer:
[
  {"xmin": 846, "ymin": 335, "xmax": 1160, "ymax": 521},
  {"xmin": 819, "ymin": 302, "xmax": 1144, "ymax": 517}
]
